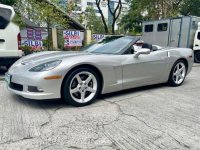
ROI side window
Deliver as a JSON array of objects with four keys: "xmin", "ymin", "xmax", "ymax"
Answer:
[
  {"xmin": 197, "ymin": 32, "xmax": 200, "ymax": 40},
  {"xmin": 0, "ymin": 7, "xmax": 12, "ymax": 29},
  {"xmin": 157, "ymin": 23, "xmax": 168, "ymax": 32},
  {"xmin": 145, "ymin": 24, "xmax": 153, "ymax": 32}
]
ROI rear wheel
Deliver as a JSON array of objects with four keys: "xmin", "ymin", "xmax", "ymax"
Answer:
[
  {"xmin": 62, "ymin": 68, "xmax": 100, "ymax": 107},
  {"xmin": 194, "ymin": 51, "xmax": 200, "ymax": 63},
  {"xmin": 168, "ymin": 60, "xmax": 187, "ymax": 87}
]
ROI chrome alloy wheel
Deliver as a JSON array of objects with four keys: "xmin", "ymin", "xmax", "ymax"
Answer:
[
  {"xmin": 173, "ymin": 62, "xmax": 186, "ymax": 85},
  {"xmin": 69, "ymin": 71, "xmax": 98, "ymax": 103}
]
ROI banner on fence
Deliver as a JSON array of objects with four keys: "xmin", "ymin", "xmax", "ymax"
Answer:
[
  {"xmin": 63, "ymin": 30, "xmax": 82, "ymax": 47},
  {"xmin": 26, "ymin": 28, "xmax": 42, "ymax": 40},
  {"xmin": 92, "ymin": 34, "xmax": 105, "ymax": 42},
  {"xmin": 20, "ymin": 28, "xmax": 48, "ymax": 50}
]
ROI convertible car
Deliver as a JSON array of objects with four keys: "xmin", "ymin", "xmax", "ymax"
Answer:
[{"xmin": 6, "ymin": 36, "xmax": 194, "ymax": 106}]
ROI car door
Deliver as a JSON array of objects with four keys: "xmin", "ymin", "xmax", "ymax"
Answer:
[{"xmin": 122, "ymin": 50, "xmax": 169, "ymax": 89}]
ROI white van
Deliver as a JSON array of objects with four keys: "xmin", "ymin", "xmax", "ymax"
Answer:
[{"xmin": 0, "ymin": 4, "xmax": 23, "ymax": 69}]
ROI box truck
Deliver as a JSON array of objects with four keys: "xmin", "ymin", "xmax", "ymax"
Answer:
[{"xmin": 142, "ymin": 16, "xmax": 200, "ymax": 62}]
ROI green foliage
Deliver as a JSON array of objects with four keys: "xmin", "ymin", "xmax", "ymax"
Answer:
[
  {"xmin": 57, "ymin": 29, "xmax": 65, "ymax": 50},
  {"xmin": 42, "ymin": 34, "xmax": 53, "ymax": 50},
  {"xmin": 180, "ymin": 0, "xmax": 200, "ymax": 16},
  {"xmin": 133, "ymin": 0, "xmax": 181, "ymax": 20},
  {"xmin": 12, "ymin": 13, "xmax": 26, "ymax": 28},
  {"xmin": 120, "ymin": 0, "xmax": 144, "ymax": 34},
  {"xmin": 15, "ymin": 0, "xmax": 68, "ymax": 29},
  {"xmin": 0, "ymin": 0, "xmax": 16, "ymax": 6},
  {"xmin": 79, "ymin": 7, "xmax": 105, "ymax": 34},
  {"xmin": 20, "ymin": 45, "xmax": 32, "ymax": 55},
  {"xmin": 121, "ymin": 0, "xmax": 200, "ymax": 35},
  {"xmin": 85, "ymin": 7, "xmax": 105, "ymax": 34}
]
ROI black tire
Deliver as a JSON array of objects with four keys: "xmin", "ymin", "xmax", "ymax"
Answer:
[
  {"xmin": 62, "ymin": 68, "xmax": 101, "ymax": 107},
  {"xmin": 194, "ymin": 51, "xmax": 200, "ymax": 63},
  {"xmin": 168, "ymin": 60, "xmax": 187, "ymax": 87}
]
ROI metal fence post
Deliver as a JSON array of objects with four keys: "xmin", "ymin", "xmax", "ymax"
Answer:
[
  {"xmin": 84, "ymin": 30, "xmax": 92, "ymax": 46},
  {"xmin": 52, "ymin": 28, "xmax": 58, "ymax": 50}
]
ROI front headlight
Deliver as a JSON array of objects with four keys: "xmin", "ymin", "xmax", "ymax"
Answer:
[{"xmin": 29, "ymin": 60, "xmax": 62, "ymax": 72}]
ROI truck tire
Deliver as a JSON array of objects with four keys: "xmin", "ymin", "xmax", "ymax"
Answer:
[{"xmin": 194, "ymin": 51, "xmax": 200, "ymax": 63}]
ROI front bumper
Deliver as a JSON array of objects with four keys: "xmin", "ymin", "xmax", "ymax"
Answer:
[
  {"xmin": 8, "ymin": 87, "xmax": 57, "ymax": 100},
  {"xmin": 7, "ymin": 71, "xmax": 63, "ymax": 100}
]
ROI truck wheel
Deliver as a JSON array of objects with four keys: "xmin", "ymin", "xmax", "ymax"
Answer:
[{"xmin": 194, "ymin": 51, "xmax": 200, "ymax": 63}]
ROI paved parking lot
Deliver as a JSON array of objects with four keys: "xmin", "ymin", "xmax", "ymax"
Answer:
[{"xmin": 0, "ymin": 65, "xmax": 200, "ymax": 150}]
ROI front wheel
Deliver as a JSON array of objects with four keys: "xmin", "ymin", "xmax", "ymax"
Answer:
[
  {"xmin": 168, "ymin": 60, "xmax": 187, "ymax": 87},
  {"xmin": 62, "ymin": 68, "xmax": 100, "ymax": 107}
]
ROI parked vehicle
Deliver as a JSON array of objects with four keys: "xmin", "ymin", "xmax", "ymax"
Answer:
[
  {"xmin": 6, "ymin": 36, "xmax": 193, "ymax": 107},
  {"xmin": 0, "ymin": 4, "xmax": 22, "ymax": 69},
  {"xmin": 142, "ymin": 16, "xmax": 200, "ymax": 62}
]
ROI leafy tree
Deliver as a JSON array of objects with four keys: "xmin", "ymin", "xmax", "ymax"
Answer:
[
  {"xmin": 108, "ymin": 0, "xmax": 122, "ymax": 34},
  {"xmin": 139, "ymin": 0, "xmax": 182, "ymax": 19},
  {"xmin": 120, "ymin": 0, "xmax": 145, "ymax": 34},
  {"xmin": 95, "ymin": 0, "xmax": 123, "ymax": 34},
  {"xmin": 95, "ymin": 0, "xmax": 109, "ymax": 33},
  {"xmin": 180, "ymin": 0, "xmax": 200, "ymax": 16},
  {"xmin": 15, "ymin": 0, "xmax": 68, "ymax": 27},
  {"xmin": 83, "ymin": 7, "xmax": 105, "ymax": 34},
  {"xmin": 121, "ymin": 0, "xmax": 184, "ymax": 34}
]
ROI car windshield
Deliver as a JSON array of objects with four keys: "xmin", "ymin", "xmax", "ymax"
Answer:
[{"xmin": 81, "ymin": 36, "xmax": 138, "ymax": 54}]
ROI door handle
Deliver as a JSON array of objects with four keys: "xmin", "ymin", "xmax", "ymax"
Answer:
[
  {"xmin": 0, "ymin": 39, "xmax": 5, "ymax": 42},
  {"xmin": 195, "ymin": 44, "xmax": 199, "ymax": 47}
]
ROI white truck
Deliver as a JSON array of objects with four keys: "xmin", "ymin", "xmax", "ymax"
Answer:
[
  {"xmin": 142, "ymin": 16, "xmax": 200, "ymax": 62},
  {"xmin": 0, "ymin": 4, "xmax": 22, "ymax": 69}
]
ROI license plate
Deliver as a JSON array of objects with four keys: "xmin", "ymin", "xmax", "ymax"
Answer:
[{"xmin": 5, "ymin": 73, "xmax": 11, "ymax": 85}]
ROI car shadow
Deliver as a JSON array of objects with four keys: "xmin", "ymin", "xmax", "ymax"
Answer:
[
  {"xmin": 0, "ymin": 67, "xmax": 7, "ymax": 76},
  {"xmin": 12, "ymin": 94, "xmax": 69, "ymax": 110},
  {"xmin": 98, "ymin": 83, "xmax": 167, "ymax": 100},
  {"xmin": 12, "ymin": 83, "xmax": 167, "ymax": 110}
]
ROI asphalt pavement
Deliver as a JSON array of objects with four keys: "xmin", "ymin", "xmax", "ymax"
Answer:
[{"xmin": 0, "ymin": 65, "xmax": 200, "ymax": 150}]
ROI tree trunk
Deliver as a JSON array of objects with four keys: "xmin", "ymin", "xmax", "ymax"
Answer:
[
  {"xmin": 108, "ymin": 0, "xmax": 122, "ymax": 35},
  {"xmin": 112, "ymin": 20, "xmax": 115, "ymax": 34},
  {"xmin": 96, "ymin": 0, "xmax": 109, "ymax": 33},
  {"xmin": 99, "ymin": 9, "xmax": 109, "ymax": 33},
  {"xmin": 47, "ymin": 19, "xmax": 50, "ymax": 50}
]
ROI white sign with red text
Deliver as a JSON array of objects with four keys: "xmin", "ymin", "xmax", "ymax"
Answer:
[{"xmin": 63, "ymin": 30, "xmax": 82, "ymax": 47}]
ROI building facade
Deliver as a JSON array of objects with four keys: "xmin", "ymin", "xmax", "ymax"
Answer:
[{"xmin": 65, "ymin": 0, "xmax": 129, "ymax": 30}]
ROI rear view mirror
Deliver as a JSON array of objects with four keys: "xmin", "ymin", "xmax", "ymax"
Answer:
[{"xmin": 134, "ymin": 48, "xmax": 151, "ymax": 58}]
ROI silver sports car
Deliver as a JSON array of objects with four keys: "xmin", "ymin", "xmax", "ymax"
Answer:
[{"xmin": 6, "ymin": 36, "xmax": 194, "ymax": 106}]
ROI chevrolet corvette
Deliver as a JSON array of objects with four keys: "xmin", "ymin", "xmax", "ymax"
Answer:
[{"xmin": 6, "ymin": 36, "xmax": 194, "ymax": 106}]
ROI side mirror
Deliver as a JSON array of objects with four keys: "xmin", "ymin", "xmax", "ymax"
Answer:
[{"xmin": 134, "ymin": 48, "xmax": 151, "ymax": 58}]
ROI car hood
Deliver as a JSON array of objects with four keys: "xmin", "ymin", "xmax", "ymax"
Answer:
[{"xmin": 20, "ymin": 51, "xmax": 92, "ymax": 65}]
